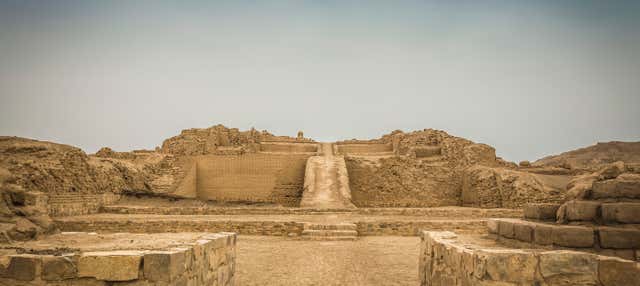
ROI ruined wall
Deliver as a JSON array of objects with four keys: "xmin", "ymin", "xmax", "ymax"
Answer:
[
  {"xmin": 461, "ymin": 166, "xmax": 567, "ymax": 208},
  {"xmin": 343, "ymin": 129, "xmax": 508, "ymax": 207},
  {"xmin": 47, "ymin": 193, "xmax": 121, "ymax": 217},
  {"xmin": 336, "ymin": 143, "xmax": 393, "ymax": 155},
  {"xmin": 0, "ymin": 232, "xmax": 237, "ymax": 285},
  {"xmin": 259, "ymin": 142, "xmax": 318, "ymax": 153},
  {"xmin": 420, "ymin": 231, "xmax": 640, "ymax": 286},
  {"xmin": 347, "ymin": 156, "xmax": 462, "ymax": 207},
  {"xmin": 196, "ymin": 154, "xmax": 310, "ymax": 206}
]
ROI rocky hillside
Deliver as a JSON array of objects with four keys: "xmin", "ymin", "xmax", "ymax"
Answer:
[{"xmin": 534, "ymin": 141, "xmax": 640, "ymax": 171}]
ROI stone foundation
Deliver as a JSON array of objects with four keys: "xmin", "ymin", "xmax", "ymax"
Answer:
[
  {"xmin": 47, "ymin": 193, "xmax": 121, "ymax": 217},
  {"xmin": 489, "ymin": 218, "xmax": 640, "ymax": 259},
  {"xmin": 54, "ymin": 216, "xmax": 492, "ymax": 236},
  {"xmin": 0, "ymin": 232, "xmax": 236, "ymax": 285},
  {"xmin": 419, "ymin": 231, "xmax": 640, "ymax": 286}
]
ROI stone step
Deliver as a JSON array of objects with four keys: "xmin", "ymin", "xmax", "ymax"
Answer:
[
  {"xmin": 303, "ymin": 223, "xmax": 357, "ymax": 231},
  {"xmin": 301, "ymin": 230, "xmax": 358, "ymax": 237},
  {"xmin": 298, "ymin": 236, "xmax": 357, "ymax": 241}
]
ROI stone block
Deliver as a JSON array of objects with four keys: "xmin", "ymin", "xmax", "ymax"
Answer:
[
  {"xmin": 42, "ymin": 255, "xmax": 77, "ymax": 281},
  {"xmin": 564, "ymin": 200, "xmax": 601, "ymax": 222},
  {"xmin": 475, "ymin": 249, "xmax": 537, "ymax": 283},
  {"xmin": 513, "ymin": 221, "xmax": 534, "ymax": 242},
  {"xmin": 523, "ymin": 203, "xmax": 560, "ymax": 220},
  {"xmin": 486, "ymin": 219, "xmax": 498, "ymax": 234},
  {"xmin": 143, "ymin": 249, "xmax": 186, "ymax": 282},
  {"xmin": 498, "ymin": 220, "xmax": 515, "ymax": 239},
  {"xmin": 78, "ymin": 251, "xmax": 142, "ymax": 281},
  {"xmin": 598, "ymin": 256, "xmax": 640, "ymax": 286},
  {"xmin": 592, "ymin": 179, "xmax": 640, "ymax": 199},
  {"xmin": 599, "ymin": 249, "xmax": 636, "ymax": 261},
  {"xmin": 552, "ymin": 225, "xmax": 594, "ymax": 248},
  {"xmin": 599, "ymin": 227, "xmax": 640, "ymax": 249},
  {"xmin": 3, "ymin": 255, "xmax": 40, "ymax": 281},
  {"xmin": 533, "ymin": 224, "xmax": 555, "ymax": 245},
  {"xmin": 539, "ymin": 251, "xmax": 598, "ymax": 285},
  {"xmin": 601, "ymin": 202, "xmax": 640, "ymax": 224}
]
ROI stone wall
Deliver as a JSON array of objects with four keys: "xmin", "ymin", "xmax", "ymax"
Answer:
[
  {"xmin": 102, "ymin": 204, "xmax": 520, "ymax": 216},
  {"xmin": 0, "ymin": 232, "xmax": 236, "ymax": 285},
  {"xmin": 47, "ymin": 193, "xmax": 121, "ymax": 217},
  {"xmin": 489, "ymin": 218, "xmax": 640, "ymax": 260},
  {"xmin": 195, "ymin": 154, "xmax": 310, "ymax": 206},
  {"xmin": 54, "ymin": 217, "xmax": 493, "ymax": 236},
  {"xmin": 419, "ymin": 231, "xmax": 640, "ymax": 286}
]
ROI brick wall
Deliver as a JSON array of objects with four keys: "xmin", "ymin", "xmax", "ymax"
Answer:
[
  {"xmin": 47, "ymin": 193, "xmax": 121, "ymax": 217},
  {"xmin": 196, "ymin": 154, "xmax": 310, "ymax": 206}
]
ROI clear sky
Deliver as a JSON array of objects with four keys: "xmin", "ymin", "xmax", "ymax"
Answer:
[{"xmin": 1, "ymin": 0, "xmax": 639, "ymax": 162}]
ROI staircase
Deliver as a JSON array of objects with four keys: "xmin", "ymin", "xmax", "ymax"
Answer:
[{"xmin": 300, "ymin": 223, "xmax": 358, "ymax": 241}]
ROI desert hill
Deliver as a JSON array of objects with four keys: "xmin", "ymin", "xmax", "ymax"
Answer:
[{"xmin": 534, "ymin": 141, "xmax": 640, "ymax": 171}]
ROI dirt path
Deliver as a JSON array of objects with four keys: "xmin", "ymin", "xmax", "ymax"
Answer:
[
  {"xmin": 235, "ymin": 236, "xmax": 420, "ymax": 285},
  {"xmin": 300, "ymin": 143, "xmax": 355, "ymax": 209}
]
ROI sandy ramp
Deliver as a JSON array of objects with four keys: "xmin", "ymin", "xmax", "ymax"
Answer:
[{"xmin": 300, "ymin": 143, "xmax": 355, "ymax": 209}]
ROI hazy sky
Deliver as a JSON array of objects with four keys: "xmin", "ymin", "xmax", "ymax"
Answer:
[{"xmin": 1, "ymin": 0, "xmax": 639, "ymax": 162}]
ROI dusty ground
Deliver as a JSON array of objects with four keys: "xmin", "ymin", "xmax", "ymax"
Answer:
[{"xmin": 236, "ymin": 236, "xmax": 420, "ymax": 286}]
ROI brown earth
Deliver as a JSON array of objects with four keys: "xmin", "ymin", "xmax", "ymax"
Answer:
[{"xmin": 236, "ymin": 236, "xmax": 420, "ymax": 286}]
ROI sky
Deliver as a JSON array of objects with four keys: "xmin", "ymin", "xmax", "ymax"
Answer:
[{"xmin": 0, "ymin": 0, "xmax": 639, "ymax": 162}]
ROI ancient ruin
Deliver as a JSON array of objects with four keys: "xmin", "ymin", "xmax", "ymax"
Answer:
[{"xmin": 0, "ymin": 125, "xmax": 638, "ymax": 285}]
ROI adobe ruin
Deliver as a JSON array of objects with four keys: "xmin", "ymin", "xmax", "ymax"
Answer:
[{"xmin": 0, "ymin": 125, "xmax": 638, "ymax": 285}]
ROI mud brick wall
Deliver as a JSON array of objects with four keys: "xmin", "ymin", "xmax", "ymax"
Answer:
[
  {"xmin": 196, "ymin": 154, "xmax": 310, "ymax": 206},
  {"xmin": 259, "ymin": 142, "xmax": 318, "ymax": 153},
  {"xmin": 0, "ymin": 232, "xmax": 237, "ymax": 285},
  {"xmin": 420, "ymin": 231, "xmax": 640, "ymax": 286},
  {"xmin": 336, "ymin": 143, "xmax": 393, "ymax": 154},
  {"xmin": 56, "ymin": 219, "xmax": 306, "ymax": 236},
  {"xmin": 47, "ymin": 193, "xmax": 121, "ymax": 217}
]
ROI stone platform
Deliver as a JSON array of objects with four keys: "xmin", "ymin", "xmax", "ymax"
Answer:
[
  {"xmin": 420, "ymin": 231, "xmax": 640, "ymax": 286},
  {"xmin": 0, "ymin": 232, "xmax": 236, "ymax": 285}
]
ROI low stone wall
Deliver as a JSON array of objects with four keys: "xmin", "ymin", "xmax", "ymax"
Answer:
[
  {"xmin": 47, "ymin": 193, "xmax": 121, "ymax": 217},
  {"xmin": 101, "ymin": 205, "xmax": 523, "ymax": 217},
  {"xmin": 490, "ymin": 218, "xmax": 640, "ymax": 257},
  {"xmin": 55, "ymin": 217, "xmax": 490, "ymax": 236},
  {"xmin": 355, "ymin": 220, "xmax": 487, "ymax": 236},
  {"xmin": 419, "ymin": 231, "xmax": 640, "ymax": 286},
  {"xmin": 0, "ymin": 232, "xmax": 236, "ymax": 285}
]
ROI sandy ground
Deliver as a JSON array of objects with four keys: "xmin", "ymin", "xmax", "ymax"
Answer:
[{"xmin": 235, "ymin": 236, "xmax": 420, "ymax": 286}]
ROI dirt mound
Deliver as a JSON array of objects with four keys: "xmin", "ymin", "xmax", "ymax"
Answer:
[
  {"xmin": 534, "ymin": 141, "xmax": 640, "ymax": 171},
  {"xmin": 0, "ymin": 137, "xmax": 153, "ymax": 195}
]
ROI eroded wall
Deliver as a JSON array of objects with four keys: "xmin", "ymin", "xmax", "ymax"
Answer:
[{"xmin": 196, "ymin": 154, "xmax": 310, "ymax": 206}]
